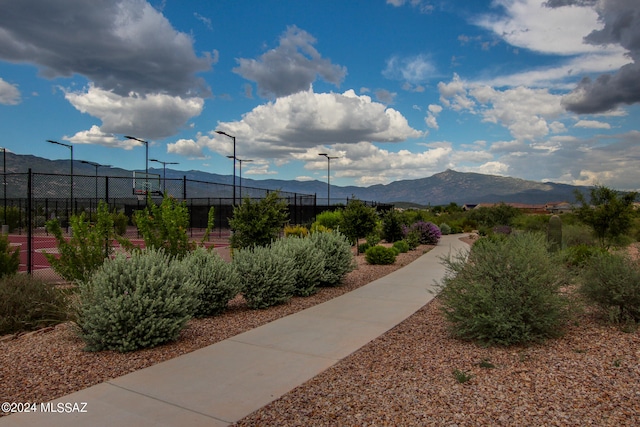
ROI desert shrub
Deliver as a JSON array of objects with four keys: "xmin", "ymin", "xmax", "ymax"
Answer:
[
  {"xmin": 284, "ymin": 224, "xmax": 309, "ymax": 238},
  {"xmin": 76, "ymin": 248, "xmax": 199, "ymax": 352},
  {"xmin": 45, "ymin": 201, "xmax": 125, "ymax": 283},
  {"xmin": 134, "ymin": 196, "xmax": 194, "ymax": 259},
  {"xmin": 112, "ymin": 211, "xmax": 129, "ymax": 236},
  {"xmin": 0, "ymin": 233, "xmax": 19, "ymax": 278},
  {"xmin": 0, "ymin": 275, "xmax": 69, "ymax": 334},
  {"xmin": 229, "ymin": 192, "xmax": 289, "ymax": 250},
  {"xmin": 562, "ymin": 244, "xmax": 605, "ymax": 269},
  {"xmin": 563, "ymin": 224, "xmax": 595, "ymax": 247},
  {"xmin": 181, "ymin": 247, "xmax": 241, "ymax": 317},
  {"xmin": 233, "ymin": 244, "xmax": 296, "ymax": 308},
  {"xmin": 309, "ymin": 229, "xmax": 355, "ymax": 286},
  {"xmin": 580, "ymin": 252, "xmax": 640, "ymax": 324},
  {"xmin": 439, "ymin": 223, "xmax": 452, "ymax": 235},
  {"xmin": 313, "ymin": 210, "xmax": 343, "ymax": 231},
  {"xmin": 512, "ymin": 214, "xmax": 549, "ymax": 233},
  {"xmin": 438, "ymin": 232, "xmax": 570, "ymax": 346},
  {"xmin": 340, "ymin": 198, "xmax": 379, "ymax": 250},
  {"xmin": 1, "ymin": 206, "xmax": 22, "ymax": 232},
  {"xmin": 404, "ymin": 230, "xmax": 420, "ymax": 250},
  {"xmin": 365, "ymin": 245, "xmax": 397, "ymax": 265},
  {"xmin": 403, "ymin": 221, "xmax": 441, "ymax": 245},
  {"xmin": 393, "ymin": 240, "xmax": 410, "ymax": 253},
  {"xmin": 358, "ymin": 242, "xmax": 372, "ymax": 254},
  {"xmin": 271, "ymin": 236, "xmax": 325, "ymax": 297}
]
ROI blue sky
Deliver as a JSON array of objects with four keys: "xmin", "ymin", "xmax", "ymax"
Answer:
[{"xmin": 1, "ymin": 0, "xmax": 639, "ymax": 190}]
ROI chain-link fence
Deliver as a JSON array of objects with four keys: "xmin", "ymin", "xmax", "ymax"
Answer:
[{"xmin": 1, "ymin": 169, "xmax": 392, "ymax": 281}]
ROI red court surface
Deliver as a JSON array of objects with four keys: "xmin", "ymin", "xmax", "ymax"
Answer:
[{"xmin": 6, "ymin": 229, "xmax": 231, "ymax": 279}]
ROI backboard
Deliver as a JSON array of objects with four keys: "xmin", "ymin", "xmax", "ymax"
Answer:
[{"xmin": 133, "ymin": 171, "xmax": 162, "ymax": 195}]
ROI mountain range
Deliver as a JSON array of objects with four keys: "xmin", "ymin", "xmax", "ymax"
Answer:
[{"xmin": 4, "ymin": 152, "xmax": 588, "ymax": 206}]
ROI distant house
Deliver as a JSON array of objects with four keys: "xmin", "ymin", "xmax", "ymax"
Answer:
[
  {"xmin": 464, "ymin": 202, "xmax": 547, "ymax": 213},
  {"xmin": 545, "ymin": 202, "xmax": 573, "ymax": 214}
]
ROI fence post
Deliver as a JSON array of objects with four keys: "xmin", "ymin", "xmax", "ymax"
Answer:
[
  {"xmin": 183, "ymin": 176, "xmax": 187, "ymax": 200},
  {"xmin": 105, "ymin": 176, "xmax": 109, "ymax": 202},
  {"xmin": 27, "ymin": 169, "xmax": 32, "ymax": 275}
]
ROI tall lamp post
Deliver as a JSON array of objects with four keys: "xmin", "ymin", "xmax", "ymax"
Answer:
[
  {"xmin": 47, "ymin": 139, "xmax": 74, "ymax": 215},
  {"xmin": 215, "ymin": 130, "xmax": 236, "ymax": 205},
  {"xmin": 319, "ymin": 153, "xmax": 339, "ymax": 206},
  {"xmin": 80, "ymin": 160, "xmax": 111, "ymax": 204},
  {"xmin": 150, "ymin": 158, "xmax": 179, "ymax": 194},
  {"xmin": 227, "ymin": 156, "xmax": 252, "ymax": 201},
  {"xmin": 0, "ymin": 148, "xmax": 6, "ymax": 227},
  {"xmin": 124, "ymin": 135, "xmax": 149, "ymax": 193}
]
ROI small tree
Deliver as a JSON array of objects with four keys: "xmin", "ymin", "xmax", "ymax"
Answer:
[
  {"xmin": 229, "ymin": 191, "xmax": 289, "ymax": 250},
  {"xmin": 134, "ymin": 195, "xmax": 194, "ymax": 258},
  {"xmin": 574, "ymin": 185, "xmax": 637, "ymax": 249},
  {"xmin": 340, "ymin": 197, "xmax": 378, "ymax": 253},
  {"xmin": 45, "ymin": 201, "xmax": 125, "ymax": 283},
  {"xmin": 381, "ymin": 209, "xmax": 404, "ymax": 243}
]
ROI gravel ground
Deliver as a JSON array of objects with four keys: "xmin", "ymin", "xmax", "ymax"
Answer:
[
  {"xmin": 234, "ymin": 240, "xmax": 640, "ymax": 426},
  {"xmin": 0, "ymin": 243, "xmax": 432, "ymax": 413},
  {"xmin": 3, "ymin": 238, "xmax": 640, "ymax": 426}
]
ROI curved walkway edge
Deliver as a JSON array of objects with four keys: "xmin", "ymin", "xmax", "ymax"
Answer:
[{"xmin": 1, "ymin": 234, "xmax": 470, "ymax": 427}]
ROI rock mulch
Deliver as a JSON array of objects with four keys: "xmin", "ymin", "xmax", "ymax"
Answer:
[{"xmin": 0, "ymin": 244, "xmax": 431, "ymax": 413}]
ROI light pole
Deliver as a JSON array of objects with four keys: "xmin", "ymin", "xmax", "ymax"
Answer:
[
  {"xmin": 0, "ymin": 148, "xmax": 5, "ymax": 227},
  {"xmin": 124, "ymin": 135, "xmax": 149, "ymax": 196},
  {"xmin": 80, "ymin": 160, "xmax": 111, "ymax": 204},
  {"xmin": 150, "ymin": 158, "xmax": 179, "ymax": 194},
  {"xmin": 319, "ymin": 153, "xmax": 339, "ymax": 206},
  {"xmin": 47, "ymin": 139, "xmax": 74, "ymax": 215},
  {"xmin": 215, "ymin": 130, "xmax": 236, "ymax": 205},
  {"xmin": 227, "ymin": 156, "xmax": 252, "ymax": 201}
]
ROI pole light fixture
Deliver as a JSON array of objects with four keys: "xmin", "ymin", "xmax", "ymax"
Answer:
[
  {"xmin": 47, "ymin": 139, "xmax": 74, "ymax": 214},
  {"xmin": 0, "ymin": 148, "xmax": 5, "ymax": 227},
  {"xmin": 150, "ymin": 158, "xmax": 179, "ymax": 194},
  {"xmin": 215, "ymin": 130, "xmax": 237, "ymax": 205},
  {"xmin": 319, "ymin": 153, "xmax": 339, "ymax": 206},
  {"xmin": 80, "ymin": 160, "xmax": 111, "ymax": 202},
  {"xmin": 227, "ymin": 156, "xmax": 252, "ymax": 201}
]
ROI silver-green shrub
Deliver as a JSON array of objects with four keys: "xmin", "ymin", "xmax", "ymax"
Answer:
[
  {"xmin": 580, "ymin": 251, "xmax": 640, "ymax": 325},
  {"xmin": 76, "ymin": 248, "xmax": 200, "ymax": 352},
  {"xmin": 181, "ymin": 247, "xmax": 241, "ymax": 317},
  {"xmin": 233, "ymin": 244, "xmax": 296, "ymax": 309},
  {"xmin": 309, "ymin": 230, "xmax": 355, "ymax": 286},
  {"xmin": 271, "ymin": 236, "xmax": 326, "ymax": 297},
  {"xmin": 438, "ymin": 232, "xmax": 570, "ymax": 346}
]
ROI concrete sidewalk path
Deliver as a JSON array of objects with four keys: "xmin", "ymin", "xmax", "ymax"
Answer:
[{"xmin": 1, "ymin": 234, "xmax": 470, "ymax": 427}]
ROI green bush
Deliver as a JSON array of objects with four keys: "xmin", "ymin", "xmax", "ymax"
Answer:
[
  {"xmin": 229, "ymin": 192, "xmax": 289, "ymax": 250},
  {"xmin": 562, "ymin": 244, "xmax": 605, "ymax": 269},
  {"xmin": 76, "ymin": 248, "xmax": 200, "ymax": 352},
  {"xmin": 233, "ymin": 244, "xmax": 296, "ymax": 309},
  {"xmin": 181, "ymin": 247, "xmax": 241, "ymax": 317},
  {"xmin": 112, "ymin": 211, "xmax": 129, "ymax": 236},
  {"xmin": 0, "ymin": 233, "xmax": 19, "ymax": 278},
  {"xmin": 393, "ymin": 240, "xmax": 410, "ymax": 253},
  {"xmin": 0, "ymin": 275, "xmax": 69, "ymax": 335},
  {"xmin": 358, "ymin": 242, "xmax": 372, "ymax": 254},
  {"xmin": 45, "ymin": 201, "xmax": 125, "ymax": 283},
  {"xmin": 580, "ymin": 252, "xmax": 640, "ymax": 324},
  {"xmin": 365, "ymin": 245, "xmax": 397, "ymax": 265},
  {"xmin": 271, "ymin": 236, "xmax": 326, "ymax": 297},
  {"xmin": 134, "ymin": 196, "xmax": 194, "ymax": 259},
  {"xmin": 439, "ymin": 223, "xmax": 452, "ymax": 235},
  {"xmin": 563, "ymin": 224, "xmax": 595, "ymax": 248},
  {"xmin": 312, "ymin": 210, "xmax": 343, "ymax": 231},
  {"xmin": 308, "ymin": 230, "xmax": 355, "ymax": 286},
  {"xmin": 438, "ymin": 232, "xmax": 570, "ymax": 346},
  {"xmin": 1, "ymin": 206, "xmax": 22, "ymax": 232}
]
